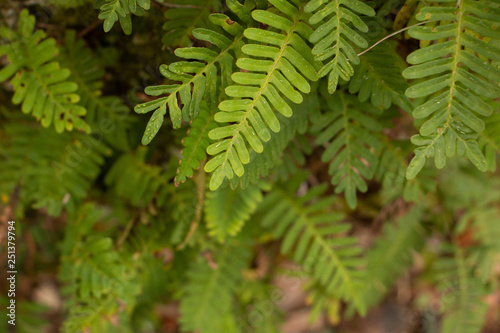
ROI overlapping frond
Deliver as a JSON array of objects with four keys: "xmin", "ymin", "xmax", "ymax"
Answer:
[
  {"xmin": 58, "ymin": 30, "xmax": 132, "ymax": 150},
  {"xmin": 135, "ymin": 6, "xmax": 250, "ymax": 144},
  {"xmin": 175, "ymin": 102, "xmax": 218, "ymax": 185},
  {"xmin": 0, "ymin": 10, "xmax": 90, "ymax": 133},
  {"xmin": 162, "ymin": 0, "xmax": 221, "ymax": 47},
  {"xmin": 403, "ymin": 0, "xmax": 500, "ymax": 179},
  {"xmin": 0, "ymin": 114, "xmax": 109, "ymax": 216},
  {"xmin": 311, "ymin": 88, "xmax": 382, "ymax": 209},
  {"xmin": 478, "ymin": 111, "xmax": 500, "ymax": 171},
  {"xmin": 304, "ymin": 0, "xmax": 375, "ymax": 93},
  {"xmin": 349, "ymin": 41, "xmax": 412, "ymax": 112},
  {"xmin": 95, "ymin": 0, "xmax": 151, "ymax": 35},
  {"xmin": 205, "ymin": 0, "xmax": 321, "ymax": 190},
  {"xmin": 180, "ymin": 240, "xmax": 251, "ymax": 333},
  {"xmin": 259, "ymin": 178, "xmax": 366, "ymax": 314},
  {"xmin": 204, "ymin": 183, "xmax": 263, "ymax": 242}
]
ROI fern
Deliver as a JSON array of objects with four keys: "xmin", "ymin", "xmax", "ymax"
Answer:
[
  {"xmin": 349, "ymin": 40, "xmax": 413, "ymax": 112},
  {"xmin": 95, "ymin": 0, "xmax": 151, "ymax": 35},
  {"xmin": 175, "ymin": 102, "xmax": 218, "ymax": 185},
  {"xmin": 58, "ymin": 30, "xmax": 132, "ymax": 150},
  {"xmin": 479, "ymin": 111, "xmax": 500, "ymax": 171},
  {"xmin": 403, "ymin": 0, "xmax": 500, "ymax": 179},
  {"xmin": 304, "ymin": 0, "xmax": 375, "ymax": 93},
  {"xmin": 204, "ymin": 182, "xmax": 263, "ymax": 242},
  {"xmin": 179, "ymin": 239, "xmax": 251, "ymax": 333},
  {"xmin": 162, "ymin": 0, "xmax": 221, "ymax": 47},
  {"xmin": 259, "ymin": 177, "xmax": 366, "ymax": 314},
  {"xmin": 135, "ymin": 4, "xmax": 250, "ymax": 144},
  {"xmin": 0, "ymin": 10, "xmax": 90, "ymax": 134},
  {"xmin": 205, "ymin": 0, "xmax": 321, "ymax": 190},
  {"xmin": 434, "ymin": 244, "xmax": 489, "ymax": 333},
  {"xmin": 311, "ymin": 87, "xmax": 382, "ymax": 209}
]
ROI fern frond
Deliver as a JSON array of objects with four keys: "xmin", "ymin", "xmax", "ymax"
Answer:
[
  {"xmin": 304, "ymin": 0, "xmax": 376, "ymax": 93},
  {"xmin": 135, "ymin": 6, "xmax": 250, "ymax": 144},
  {"xmin": 205, "ymin": 0, "xmax": 321, "ymax": 190},
  {"xmin": 162, "ymin": 0, "xmax": 221, "ymax": 47},
  {"xmin": 479, "ymin": 111, "xmax": 500, "ymax": 171},
  {"xmin": 237, "ymin": 91, "xmax": 316, "ymax": 188},
  {"xmin": 204, "ymin": 183, "xmax": 263, "ymax": 242},
  {"xmin": 0, "ymin": 10, "xmax": 90, "ymax": 133},
  {"xmin": 376, "ymin": 138, "xmax": 436, "ymax": 203},
  {"xmin": 349, "ymin": 40, "xmax": 413, "ymax": 112},
  {"xmin": 403, "ymin": 0, "xmax": 500, "ymax": 179},
  {"xmin": 259, "ymin": 178, "xmax": 366, "ymax": 314},
  {"xmin": 434, "ymin": 244, "xmax": 489, "ymax": 333},
  {"xmin": 311, "ymin": 88, "xmax": 382, "ymax": 209},
  {"xmin": 175, "ymin": 102, "xmax": 217, "ymax": 185},
  {"xmin": 58, "ymin": 30, "xmax": 132, "ymax": 150},
  {"xmin": 180, "ymin": 239, "xmax": 251, "ymax": 333},
  {"xmin": 95, "ymin": 0, "xmax": 151, "ymax": 35},
  {"xmin": 0, "ymin": 115, "xmax": 109, "ymax": 216},
  {"xmin": 355, "ymin": 207, "xmax": 424, "ymax": 312}
]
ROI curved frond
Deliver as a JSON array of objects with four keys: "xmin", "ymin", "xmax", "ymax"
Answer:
[
  {"xmin": 204, "ymin": 183, "xmax": 263, "ymax": 242},
  {"xmin": 403, "ymin": 0, "xmax": 500, "ymax": 179},
  {"xmin": 259, "ymin": 179, "xmax": 366, "ymax": 314},
  {"xmin": 135, "ymin": 7, "xmax": 250, "ymax": 144},
  {"xmin": 95, "ymin": 0, "xmax": 151, "ymax": 35},
  {"xmin": 304, "ymin": 0, "xmax": 376, "ymax": 93},
  {"xmin": 205, "ymin": 0, "xmax": 321, "ymax": 190},
  {"xmin": 312, "ymin": 88, "xmax": 382, "ymax": 209},
  {"xmin": 0, "ymin": 10, "xmax": 90, "ymax": 133}
]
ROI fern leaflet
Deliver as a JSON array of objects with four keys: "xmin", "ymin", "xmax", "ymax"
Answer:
[
  {"xmin": 95, "ymin": 0, "xmax": 151, "ymax": 35},
  {"xmin": 205, "ymin": 0, "xmax": 321, "ymax": 190},
  {"xmin": 403, "ymin": 0, "xmax": 500, "ymax": 179}
]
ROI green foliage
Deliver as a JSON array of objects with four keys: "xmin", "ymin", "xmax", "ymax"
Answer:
[
  {"xmin": 95, "ymin": 0, "xmax": 151, "ymax": 35},
  {"xmin": 2, "ymin": 2, "xmax": 500, "ymax": 333},
  {"xmin": 403, "ymin": 0, "xmax": 500, "ymax": 179},
  {"xmin": 0, "ymin": 10, "xmax": 90, "ymax": 133}
]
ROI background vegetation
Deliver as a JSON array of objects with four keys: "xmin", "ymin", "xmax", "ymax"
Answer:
[{"xmin": 1, "ymin": 0, "xmax": 500, "ymax": 332}]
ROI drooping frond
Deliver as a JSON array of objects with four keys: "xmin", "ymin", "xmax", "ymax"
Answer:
[
  {"xmin": 403, "ymin": 0, "xmax": 500, "ymax": 179},
  {"xmin": 259, "ymin": 178, "xmax": 366, "ymax": 314},
  {"xmin": 0, "ymin": 10, "xmax": 90, "ymax": 133},
  {"xmin": 179, "ymin": 239, "xmax": 251, "ymax": 333},
  {"xmin": 95, "ymin": 0, "xmax": 151, "ymax": 35},
  {"xmin": 205, "ymin": 0, "xmax": 321, "ymax": 190},
  {"xmin": 304, "ymin": 0, "xmax": 375, "ymax": 93},
  {"xmin": 58, "ymin": 30, "xmax": 132, "ymax": 150},
  {"xmin": 60, "ymin": 203, "xmax": 140, "ymax": 332},
  {"xmin": 376, "ymin": 138, "xmax": 436, "ymax": 203},
  {"xmin": 162, "ymin": 0, "xmax": 221, "ymax": 47},
  {"xmin": 175, "ymin": 102, "xmax": 218, "ymax": 185},
  {"xmin": 434, "ymin": 244, "xmax": 489, "ymax": 333},
  {"xmin": 349, "ymin": 40, "xmax": 413, "ymax": 112},
  {"xmin": 311, "ymin": 87, "xmax": 382, "ymax": 209},
  {"xmin": 0, "ymin": 114, "xmax": 109, "ymax": 216},
  {"xmin": 204, "ymin": 182, "xmax": 263, "ymax": 242},
  {"xmin": 135, "ymin": 5, "xmax": 250, "ymax": 144},
  {"xmin": 355, "ymin": 207, "xmax": 424, "ymax": 312},
  {"xmin": 236, "ymin": 91, "xmax": 316, "ymax": 188}
]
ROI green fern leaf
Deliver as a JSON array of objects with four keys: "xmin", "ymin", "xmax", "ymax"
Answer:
[
  {"xmin": 95, "ymin": 0, "xmax": 150, "ymax": 35},
  {"xmin": 349, "ymin": 41, "xmax": 413, "ymax": 112},
  {"xmin": 58, "ymin": 30, "xmax": 132, "ymax": 150},
  {"xmin": 162, "ymin": 0, "xmax": 221, "ymax": 47},
  {"xmin": 312, "ymin": 88, "xmax": 382, "ymax": 209},
  {"xmin": 0, "ymin": 10, "xmax": 90, "ymax": 133},
  {"xmin": 135, "ymin": 8, "xmax": 249, "ymax": 144},
  {"xmin": 180, "ymin": 240, "xmax": 251, "ymax": 333},
  {"xmin": 204, "ymin": 183, "xmax": 263, "ymax": 242},
  {"xmin": 478, "ymin": 110, "xmax": 500, "ymax": 171},
  {"xmin": 259, "ymin": 178, "xmax": 366, "ymax": 314},
  {"xmin": 304, "ymin": 0, "xmax": 376, "ymax": 93},
  {"xmin": 175, "ymin": 102, "xmax": 218, "ymax": 185},
  {"xmin": 205, "ymin": 0, "xmax": 321, "ymax": 190},
  {"xmin": 403, "ymin": 0, "xmax": 500, "ymax": 179}
]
